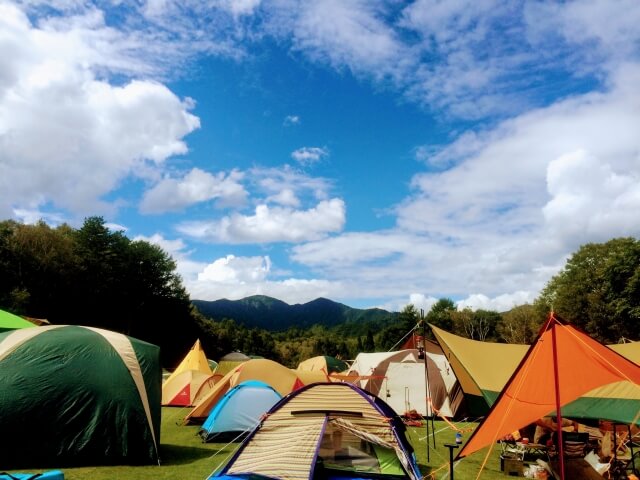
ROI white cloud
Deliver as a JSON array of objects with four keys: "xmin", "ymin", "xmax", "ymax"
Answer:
[
  {"xmin": 285, "ymin": 65, "xmax": 640, "ymax": 305},
  {"xmin": 286, "ymin": 1, "xmax": 406, "ymax": 81},
  {"xmin": 218, "ymin": 0, "xmax": 262, "ymax": 18},
  {"xmin": 177, "ymin": 198, "xmax": 346, "ymax": 243},
  {"xmin": 134, "ymin": 232, "xmax": 207, "ymax": 283},
  {"xmin": 187, "ymin": 254, "xmax": 341, "ymax": 303},
  {"xmin": 0, "ymin": 4, "xmax": 200, "ymax": 218},
  {"xmin": 283, "ymin": 114, "xmax": 300, "ymax": 126},
  {"xmin": 251, "ymin": 165, "xmax": 333, "ymax": 201},
  {"xmin": 140, "ymin": 168, "xmax": 247, "ymax": 213},
  {"xmin": 12, "ymin": 208, "xmax": 66, "ymax": 226},
  {"xmin": 198, "ymin": 254, "xmax": 271, "ymax": 283},
  {"xmin": 291, "ymin": 146, "xmax": 329, "ymax": 165},
  {"xmin": 524, "ymin": 0, "xmax": 640, "ymax": 70},
  {"xmin": 543, "ymin": 149, "xmax": 640, "ymax": 242},
  {"xmin": 456, "ymin": 291, "xmax": 536, "ymax": 312},
  {"xmin": 105, "ymin": 222, "xmax": 128, "ymax": 232},
  {"xmin": 135, "ymin": 232, "xmax": 188, "ymax": 257},
  {"xmin": 266, "ymin": 188, "xmax": 299, "ymax": 207}
]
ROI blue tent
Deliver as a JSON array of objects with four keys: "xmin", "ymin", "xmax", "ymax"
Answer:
[{"xmin": 199, "ymin": 380, "xmax": 282, "ymax": 442}]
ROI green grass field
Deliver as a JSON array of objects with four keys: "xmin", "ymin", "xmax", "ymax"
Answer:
[{"xmin": 6, "ymin": 409, "xmax": 508, "ymax": 480}]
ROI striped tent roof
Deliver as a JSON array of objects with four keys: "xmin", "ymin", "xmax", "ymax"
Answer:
[{"xmin": 217, "ymin": 382, "xmax": 421, "ymax": 480}]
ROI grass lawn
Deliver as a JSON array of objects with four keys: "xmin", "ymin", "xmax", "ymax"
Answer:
[{"xmin": 6, "ymin": 409, "xmax": 509, "ymax": 480}]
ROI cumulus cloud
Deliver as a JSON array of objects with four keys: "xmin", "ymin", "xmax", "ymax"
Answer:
[
  {"xmin": 140, "ymin": 168, "xmax": 247, "ymax": 213},
  {"xmin": 456, "ymin": 291, "xmax": 536, "ymax": 312},
  {"xmin": 543, "ymin": 149, "xmax": 640, "ymax": 241},
  {"xmin": 198, "ymin": 254, "xmax": 271, "ymax": 283},
  {"xmin": 187, "ymin": 254, "xmax": 341, "ymax": 303},
  {"xmin": 0, "ymin": 3, "xmax": 200, "ymax": 218},
  {"xmin": 177, "ymin": 198, "xmax": 346, "ymax": 244},
  {"xmin": 291, "ymin": 146, "xmax": 329, "ymax": 165}
]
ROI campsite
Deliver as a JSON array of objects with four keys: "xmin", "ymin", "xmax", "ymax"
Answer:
[
  {"xmin": 1, "ymin": 305, "xmax": 639, "ymax": 480},
  {"xmin": 1, "ymin": 226, "xmax": 640, "ymax": 480}
]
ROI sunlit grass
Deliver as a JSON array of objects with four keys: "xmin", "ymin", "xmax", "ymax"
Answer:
[{"xmin": 6, "ymin": 409, "xmax": 507, "ymax": 480}]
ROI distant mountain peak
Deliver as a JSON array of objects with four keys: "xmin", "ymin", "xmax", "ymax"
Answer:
[{"xmin": 192, "ymin": 296, "xmax": 397, "ymax": 331}]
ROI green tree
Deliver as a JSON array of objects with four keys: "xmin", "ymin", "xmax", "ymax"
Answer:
[
  {"xmin": 497, "ymin": 304, "xmax": 544, "ymax": 344},
  {"xmin": 535, "ymin": 238, "xmax": 640, "ymax": 342},
  {"xmin": 363, "ymin": 329, "xmax": 375, "ymax": 352},
  {"xmin": 377, "ymin": 304, "xmax": 419, "ymax": 350},
  {"xmin": 426, "ymin": 298, "xmax": 456, "ymax": 332}
]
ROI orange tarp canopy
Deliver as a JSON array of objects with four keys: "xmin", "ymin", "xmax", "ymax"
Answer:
[{"xmin": 459, "ymin": 313, "xmax": 640, "ymax": 474}]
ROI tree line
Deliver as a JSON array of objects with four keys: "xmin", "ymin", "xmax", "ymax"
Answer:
[{"xmin": 1, "ymin": 217, "xmax": 637, "ymax": 368}]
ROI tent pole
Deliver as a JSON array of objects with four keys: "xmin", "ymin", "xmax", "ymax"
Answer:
[
  {"xmin": 550, "ymin": 316, "xmax": 565, "ymax": 480},
  {"xmin": 421, "ymin": 314, "xmax": 436, "ymax": 459}
]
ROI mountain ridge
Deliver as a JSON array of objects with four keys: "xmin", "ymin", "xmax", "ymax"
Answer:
[{"xmin": 192, "ymin": 295, "xmax": 398, "ymax": 331}]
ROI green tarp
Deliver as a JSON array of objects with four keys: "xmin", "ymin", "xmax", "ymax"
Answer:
[{"xmin": 0, "ymin": 308, "xmax": 35, "ymax": 333}]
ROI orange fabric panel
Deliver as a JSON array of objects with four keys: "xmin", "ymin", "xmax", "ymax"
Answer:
[{"xmin": 460, "ymin": 316, "xmax": 640, "ymax": 459}]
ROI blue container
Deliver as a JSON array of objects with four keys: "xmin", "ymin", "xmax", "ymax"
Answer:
[{"xmin": 0, "ymin": 471, "xmax": 64, "ymax": 480}]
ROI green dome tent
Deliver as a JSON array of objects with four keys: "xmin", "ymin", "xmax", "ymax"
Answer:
[
  {"xmin": 0, "ymin": 308, "xmax": 36, "ymax": 333},
  {"xmin": 0, "ymin": 325, "xmax": 161, "ymax": 467}
]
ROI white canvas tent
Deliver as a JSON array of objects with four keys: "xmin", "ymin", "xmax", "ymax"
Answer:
[{"xmin": 346, "ymin": 349, "xmax": 463, "ymax": 417}]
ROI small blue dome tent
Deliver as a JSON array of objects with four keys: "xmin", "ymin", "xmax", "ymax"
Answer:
[{"xmin": 199, "ymin": 380, "xmax": 282, "ymax": 442}]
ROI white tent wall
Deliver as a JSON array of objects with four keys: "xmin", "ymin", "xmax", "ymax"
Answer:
[
  {"xmin": 347, "ymin": 349, "xmax": 461, "ymax": 418},
  {"xmin": 384, "ymin": 362, "xmax": 429, "ymax": 416}
]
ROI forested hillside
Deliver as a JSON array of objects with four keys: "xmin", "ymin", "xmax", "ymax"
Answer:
[
  {"xmin": 192, "ymin": 296, "xmax": 398, "ymax": 331},
  {"xmin": 1, "ymin": 217, "xmax": 637, "ymax": 368}
]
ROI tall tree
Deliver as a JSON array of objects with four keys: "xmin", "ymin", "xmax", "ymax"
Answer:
[
  {"xmin": 426, "ymin": 298, "xmax": 456, "ymax": 333},
  {"xmin": 535, "ymin": 238, "xmax": 640, "ymax": 342},
  {"xmin": 377, "ymin": 304, "xmax": 419, "ymax": 350},
  {"xmin": 497, "ymin": 304, "xmax": 544, "ymax": 344}
]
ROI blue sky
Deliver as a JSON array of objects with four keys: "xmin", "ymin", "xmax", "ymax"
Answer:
[{"xmin": 2, "ymin": 0, "xmax": 640, "ymax": 311}]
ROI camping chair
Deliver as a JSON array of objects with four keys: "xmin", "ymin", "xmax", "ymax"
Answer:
[
  {"xmin": 608, "ymin": 424, "xmax": 640, "ymax": 479},
  {"xmin": 547, "ymin": 432, "xmax": 589, "ymax": 459}
]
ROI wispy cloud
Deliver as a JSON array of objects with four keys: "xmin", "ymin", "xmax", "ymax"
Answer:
[
  {"xmin": 283, "ymin": 114, "xmax": 300, "ymax": 126},
  {"xmin": 291, "ymin": 146, "xmax": 329, "ymax": 165}
]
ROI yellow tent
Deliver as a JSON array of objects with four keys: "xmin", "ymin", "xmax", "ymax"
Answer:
[
  {"xmin": 431, "ymin": 324, "xmax": 640, "ymax": 421},
  {"xmin": 184, "ymin": 358, "xmax": 329, "ymax": 423},
  {"xmin": 297, "ymin": 355, "xmax": 348, "ymax": 374},
  {"xmin": 162, "ymin": 339, "xmax": 217, "ymax": 406}
]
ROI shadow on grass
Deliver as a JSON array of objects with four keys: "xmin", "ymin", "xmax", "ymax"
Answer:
[
  {"xmin": 417, "ymin": 463, "xmax": 434, "ymax": 476},
  {"xmin": 159, "ymin": 444, "xmax": 227, "ymax": 466}
]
